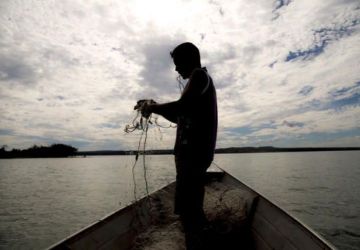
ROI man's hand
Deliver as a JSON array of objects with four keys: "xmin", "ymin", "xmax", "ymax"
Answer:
[
  {"xmin": 135, "ymin": 99, "xmax": 156, "ymax": 118},
  {"xmin": 142, "ymin": 102, "xmax": 156, "ymax": 119}
]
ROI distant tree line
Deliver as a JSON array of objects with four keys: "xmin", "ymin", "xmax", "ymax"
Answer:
[
  {"xmin": 2, "ymin": 144, "xmax": 357, "ymax": 159},
  {"xmin": 76, "ymin": 146, "xmax": 360, "ymax": 156},
  {"xmin": 0, "ymin": 144, "xmax": 78, "ymax": 158}
]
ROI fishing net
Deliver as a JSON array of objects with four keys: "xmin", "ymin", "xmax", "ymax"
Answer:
[
  {"xmin": 204, "ymin": 182, "xmax": 252, "ymax": 233},
  {"xmin": 131, "ymin": 180, "xmax": 255, "ymax": 250}
]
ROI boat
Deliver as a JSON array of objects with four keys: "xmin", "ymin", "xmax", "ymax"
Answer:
[{"xmin": 47, "ymin": 167, "xmax": 335, "ymax": 250}]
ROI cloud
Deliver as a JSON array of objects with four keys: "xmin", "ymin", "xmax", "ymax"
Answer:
[
  {"xmin": 0, "ymin": 0, "xmax": 359, "ymax": 150},
  {"xmin": 138, "ymin": 36, "xmax": 187, "ymax": 98}
]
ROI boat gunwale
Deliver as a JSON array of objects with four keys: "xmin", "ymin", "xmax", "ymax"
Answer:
[
  {"xmin": 217, "ymin": 166, "xmax": 337, "ymax": 250},
  {"xmin": 47, "ymin": 167, "xmax": 336, "ymax": 250},
  {"xmin": 46, "ymin": 181, "xmax": 177, "ymax": 250}
]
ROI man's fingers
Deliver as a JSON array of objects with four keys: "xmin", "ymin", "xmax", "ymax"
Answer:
[
  {"xmin": 134, "ymin": 99, "xmax": 156, "ymax": 114},
  {"xmin": 137, "ymin": 99, "xmax": 146, "ymax": 104},
  {"xmin": 134, "ymin": 100, "xmax": 145, "ymax": 110}
]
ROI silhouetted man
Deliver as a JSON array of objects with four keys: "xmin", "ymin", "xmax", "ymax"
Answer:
[{"xmin": 140, "ymin": 42, "xmax": 218, "ymax": 249}]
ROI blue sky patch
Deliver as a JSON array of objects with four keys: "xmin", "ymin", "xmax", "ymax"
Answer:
[
  {"xmin": 225, "ymin": 126, "xmax": 255, "ymax": 135},
  {"xmin": 286, "ymin": 44, "xmax": 324, "ymax": 61},
  {"xmin": 269, "ymin": 60, "xmax": 278, "ymax": 68},
  {"xmin": 98, "ymin": 123, "xmax": 121, "ymax": 129},
  {"xmin": 286, "ymin": 19, "xmax": 360, "ymax": 61},
  {"xmin": 298, "ymin": 128, "xmax": 360, "ymax": 144},
  {"xmin": 329, "ymin": 81, "xmax": 360, "ymax": 97},
  {"xmin": 326, "ymin": 81, "xmax": 360, "ymax": 110},
  {"xmin": 260, "ymin": 128, "xmax": 360, "ymax": 147},
  {"xmin": 56, "ymin": 95, "xmax": 65, "ymax": 100},
  {"xmin": 304, "ymin": 83, "xmax": 359, "ymax": 111},
  {"xmin": 282, "ymin": 120, "xmax": 304, "ymax": 128},
  {"xmin": 274, "ymin": 0, "xmax": 292, "ymax": 11},
  {"xmin": 65, "ymin": 140, "xmax": 92, "ymax": 150},
  {"xmin": 0, "ymin": 128, "xmax": 14, "ymax": 135},
  {"xmin": 254, "ymin": 122, "xmax": 278, "ymax": 130},
  {"xmin": 226, "ymin": 122, "xmax": 278, "ymax": 135},
  {"xmin": 298, "ymin": 85, "xmax": 314, "ymax": 96},
  {"xmin": 328, "ymin": 93, "xmax": 360, "ymax": 110}
]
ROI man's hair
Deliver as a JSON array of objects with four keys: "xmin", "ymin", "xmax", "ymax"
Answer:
[{"xmin": 170, "ymin": 42, "xmax": 201, "ymax": 66}]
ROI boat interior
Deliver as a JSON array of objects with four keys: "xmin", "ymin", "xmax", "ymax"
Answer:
[
  {"xmin": 131, "ymin": 171, "xmax": 256, "ymax": 250},
  {"xmin": 49, "ymin": 170, "xmax": 334, "ymax": 250}
]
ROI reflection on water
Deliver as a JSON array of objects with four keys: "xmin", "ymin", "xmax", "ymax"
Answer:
[{"xmin": 0, "ymin": 151, "xmax": 359, "ymax": 249}]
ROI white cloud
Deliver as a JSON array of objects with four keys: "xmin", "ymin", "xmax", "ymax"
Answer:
[{"xmin": 0, "ymin": 0, "xmax": 359, "ymax": 150}]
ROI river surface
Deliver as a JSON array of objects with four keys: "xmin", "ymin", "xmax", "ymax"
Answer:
[{"xmin": 0, "ymin": 151, "xmax": 359, "ymax": 249}]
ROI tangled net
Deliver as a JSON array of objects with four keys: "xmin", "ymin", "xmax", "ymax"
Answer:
[
  {"xmin": 131, "ymin": 181, "xmax": 254, "ymax": 250},
  {"xmin": 124, "ymin": 99, "xmax": 175, "ymax": 200}
]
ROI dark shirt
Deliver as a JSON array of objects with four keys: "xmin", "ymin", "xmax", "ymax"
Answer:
[{"xmin": 174, "ymin": 67, "xmax": 218, "ymax": 162}]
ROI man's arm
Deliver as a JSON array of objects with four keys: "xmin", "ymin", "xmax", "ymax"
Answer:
[
  {"xmin": 144, "ymin": 69, "xmax": 208, "ymax": 122},
  {"xmin": 149, "ymin": 101, "xmax": 179, "ymax": 124}
]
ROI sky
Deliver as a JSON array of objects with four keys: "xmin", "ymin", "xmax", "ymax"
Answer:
[{"xmin": 0, "ymin": 0, "xmax": 359, "ymax": 151}]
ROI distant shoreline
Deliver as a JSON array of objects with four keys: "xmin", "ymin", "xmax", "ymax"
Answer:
[
  {"xmin": 78, "ymin": 147, "xmax": 360, "ymax": 156},
  {"xmin": 1, "ymin": 147, "xmax": 359, "ymax": 159}
]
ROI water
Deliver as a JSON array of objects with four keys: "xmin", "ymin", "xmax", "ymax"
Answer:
[{"xmin": 0, "ymin": 151, "xmax": 359, "ymax": 249}]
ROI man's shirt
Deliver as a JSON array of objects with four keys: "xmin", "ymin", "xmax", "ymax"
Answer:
[{"xmin": 174, "ymin": 67, "xmax": 218, "ymax": 162}]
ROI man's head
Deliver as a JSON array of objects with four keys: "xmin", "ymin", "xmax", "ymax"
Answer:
[{"xmin": 170, "ymin": 42, "xmax": 201, "ymax": 79}]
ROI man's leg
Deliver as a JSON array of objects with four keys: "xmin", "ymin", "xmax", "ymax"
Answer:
[{"xmin": 175, "ymin": 158, "xmax": 211, "ymax": 249}]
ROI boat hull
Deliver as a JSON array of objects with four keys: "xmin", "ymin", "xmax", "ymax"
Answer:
[{"xmin": 48, "ymin": 169, "xmax": 335, "ymax": 250}]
